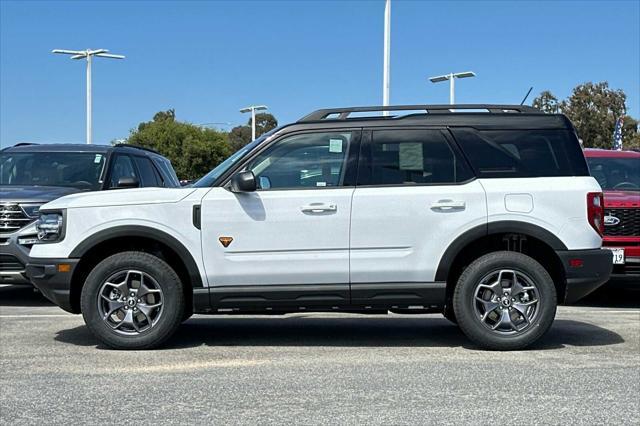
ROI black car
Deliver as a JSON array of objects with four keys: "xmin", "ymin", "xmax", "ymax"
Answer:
[{"xmin": 0, "ymin": 143, "xmax": 180, "ymax": 285}]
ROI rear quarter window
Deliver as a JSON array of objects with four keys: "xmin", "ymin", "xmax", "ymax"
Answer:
[{"xmin": 450, "ymin": 128, "xmax": 589, "ymax": 178}]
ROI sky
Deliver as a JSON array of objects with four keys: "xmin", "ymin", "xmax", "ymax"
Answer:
[{"xmin": 1, "ymin": 0, "xmax": 639, "ymax": 147}]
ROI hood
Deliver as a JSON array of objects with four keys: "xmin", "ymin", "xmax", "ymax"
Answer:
[
  {"xmin": 41, "ymin": 186, "xmax": 199, "ymax": 210},
  {"xmin": 0, "ymin": 185, "xmax": 81, "ymax": 204},
  {"xmin": 603, "ymin": 190, "xmax": 640, "ymax": 208}
]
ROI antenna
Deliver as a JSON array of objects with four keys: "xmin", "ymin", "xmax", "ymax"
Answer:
[{"xmin": 520, "ymin": 86, "xmax": 533, "ymax": 105}]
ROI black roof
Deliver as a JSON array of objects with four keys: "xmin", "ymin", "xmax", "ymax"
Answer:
[
  {"xmin": 2, "ymin": 143, "xmax": 161, "ymax": 156},
  {"xmin": 292, "ymin": 104, "xmax": 572, "ymax": 130}
]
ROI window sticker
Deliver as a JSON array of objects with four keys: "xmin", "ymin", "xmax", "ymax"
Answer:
[
  {"xmin": 94, "ymin": 154, "xmax": 103, "ymax": 164},
  {"xmin": 316, "ymin": 181, "xmax": 327, "ymax": 187},
  {"xmin": 329, "ymin": 139, "xmax": 343, "ymax": 153},
  {"xmin": 399, "ymin": 143, "xmax": 423, "ymax": 170}
]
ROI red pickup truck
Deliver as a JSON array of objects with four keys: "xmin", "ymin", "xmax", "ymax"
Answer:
[{"xmin": 584, "ymin": 149, "xmax": 640, "ymax": 282}]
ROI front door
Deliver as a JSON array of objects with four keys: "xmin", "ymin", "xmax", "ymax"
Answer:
[{"xmin": 200, "ymin": 129, "xmax": 360, "ymax": 308}]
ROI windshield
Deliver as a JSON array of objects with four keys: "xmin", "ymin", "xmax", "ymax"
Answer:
[
  {"xmin": 0, "ymin": 151, "xmax": 106, "ymax": 191},
  {"xmin": 194, "ymin": 130, "xmax": 277, "ymax": 187},
  {"xmin": 587, "ymin": 156, "xmax": 640, "ymax": 191}
]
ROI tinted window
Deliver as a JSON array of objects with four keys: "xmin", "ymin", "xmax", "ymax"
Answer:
[
  {"xmin": 0, "ymin": 152, "xmax": 106, "ymax": 191},
  {"xmin": 246, "ymin": 131, "xmax": 353, "ymax": 189},
  {"xmin": 586, "ymin": 157, "xmax": 640, "ymax": 191},
  {"xmin": 451, "ymin": 128, "xmax": 589, "ymax": 178},
  {"xmin": 359, "ymin": 129, "xmax": 472, "ymax": 185},
  {"xmin": 109, "ymin": 155, "xmax": 138, "ymax": 188},
  {"xmin": 134, "ymin": 156, "xmax": 161, "ymax": 187},
  {"xmin": 153, "ymin": 157, "xmax": 180, "ymax": 187}
]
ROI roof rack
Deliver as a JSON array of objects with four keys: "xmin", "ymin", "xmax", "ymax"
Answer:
[
  {"xmin": 114, "ymin": 143, "xmax": 161, "ymax": 155},
  {"xmin": 298, "ymin": 104, "xmax": 541, "ymax": 122},
  {"xmin": 1, "ymin": 142, "xmax": 39, "ymax": 151}
]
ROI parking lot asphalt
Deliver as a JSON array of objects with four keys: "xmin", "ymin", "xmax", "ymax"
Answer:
[{"xmin": 1, "ymin": 284, "xmax": 639, "ymax": 425}]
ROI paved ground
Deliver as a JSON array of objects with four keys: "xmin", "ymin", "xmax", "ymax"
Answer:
[{"xmin": 1, "ymin": 284, "xmax": 639, "ymax": 425}]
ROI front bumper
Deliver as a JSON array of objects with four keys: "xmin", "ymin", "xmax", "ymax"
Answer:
[
  {"xmin": 556, "ymin": 249, "xmax": 613, "ymax": 303},
  {"xmin": 0, "ymin": 226, "xmax": 38, "ymax": 285},
  {"xmin": 26, "ymin": 258, "xmax": 79, "ymax": 313}
]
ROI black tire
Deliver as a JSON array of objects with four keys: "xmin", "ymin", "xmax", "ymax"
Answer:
[
  {"xmin": 80, "ymin": 251, "xmax": 185, "ymax": 350},
  {"xmin": 453, "ymin": 251, "xmax": 557, "ymax": 351}
]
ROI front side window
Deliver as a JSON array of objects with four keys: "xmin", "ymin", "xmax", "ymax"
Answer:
[
  {"xmin": 109, "ymin": 155, "xmax": 138, "ymax": 188},
  {"xmin": 245, "ymin": 131, "xmax": 354, "ymax": 190},
  {"xmin": 134, "ymin": 156, "xmax": 161, "ymax": 187},
  {"xmin": 0, "ymin": 151, "xmax": 106, "ymax": 191},
  {"xmin": 359, "ymin": 129, "xmax": 472, "ymax": 186}
]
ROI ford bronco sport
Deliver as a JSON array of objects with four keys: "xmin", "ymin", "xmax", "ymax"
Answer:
[
  {"xmin": 0, "ymin": 143, "xmax": 180, "ymax": 285},
  {"xmin": 26, "ymin": 105, "xmax": 613, "ymax": 350}
]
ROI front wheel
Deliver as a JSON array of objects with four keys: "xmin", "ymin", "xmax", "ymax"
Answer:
[
  {"xmin": 80, "ymin": 251, "xmax": 185, "ymax": 350},
  {"xmin": 453, "ymin": 251, "xmax": 557, "ymax": 351}
]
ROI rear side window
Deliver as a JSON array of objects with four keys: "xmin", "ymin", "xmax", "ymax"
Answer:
[
  {"xmin": 358, "ymin": 129, "xmax": 473, "ymax": 186},
  {"xmin": 134, "ymin": 156, "xmax": 161, "ymax": 187},
  {"xmin": 450, "ymin": 128, "xmax": 589, "ymax": 178}
]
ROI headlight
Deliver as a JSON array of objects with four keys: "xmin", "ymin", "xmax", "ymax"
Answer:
[{"xmin": 36, "ymin": 211, "xmax": 65, "ymax": 243}]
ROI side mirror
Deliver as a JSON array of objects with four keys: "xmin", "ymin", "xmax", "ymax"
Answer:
[
  {"xmin": 116, "ymin": 177, "xmax": 140, "ymax": 189},
  {"xmin": 230, "ymin": 171, "xmax": 257, "ymax": 193}
]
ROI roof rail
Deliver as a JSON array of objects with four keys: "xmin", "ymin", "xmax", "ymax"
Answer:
[
  {"xmin": 298, "ymin": 104, "xmax": 542, "ymax": 122},
  {"xmin": 114, "ymin": 143, "xmax": 161, "ymax": 155},
  {"xmin": 1, "ymin": 142, "xmax": 39, "ymax": 151}
]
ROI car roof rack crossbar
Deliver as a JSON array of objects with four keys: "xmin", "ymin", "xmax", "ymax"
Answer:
[{"xmin": 298, "ymin": 104, "xmax": 541, "ymax": 122}]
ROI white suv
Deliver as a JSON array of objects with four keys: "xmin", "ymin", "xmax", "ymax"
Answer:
[{"xmin": 27, "ymin": 105, "xmax": 613, "ymax": 350}]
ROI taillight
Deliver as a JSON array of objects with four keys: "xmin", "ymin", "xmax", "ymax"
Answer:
[{"xmin": 587, "ymin": 192, "xmax": 604, "ymax": 236}]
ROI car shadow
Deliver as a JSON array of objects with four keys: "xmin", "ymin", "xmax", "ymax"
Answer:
[
  {"xmin": 0, "ymin": 284, "xmax": 52, "ymax": 307},
  {"xmin": 576, "ymin": 285, "xmax": 640, "ymax": 308},
  {"xmin": 54, "ymin": 316, "xmax": 624, "ymax": 351}
]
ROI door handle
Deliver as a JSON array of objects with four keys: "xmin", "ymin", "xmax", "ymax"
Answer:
[
  {"xmin": 430, "ymin": 199, "xmax": 466, "ymax": 211},
  {"xmin": 301, "ymin": 203, "xmax": 337, "ymax": 213}
]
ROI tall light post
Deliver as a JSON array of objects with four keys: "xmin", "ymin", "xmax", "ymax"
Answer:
[
  {"xmin": 382, "ymin": 0, "xmax": 391, "ymax": 116},
  {"xmin": 429, "ymin": 71, "xmax": 476, "ymax": 104},
  {"xmin": 240, "ymin": 105, "xmax": 268, "ymax": 141},
  {"xmin": 52, "ymin": 48, "xmax": 125, "ymax": 144}
]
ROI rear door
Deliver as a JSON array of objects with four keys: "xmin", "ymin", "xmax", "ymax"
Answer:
[{"xmin": 349, "ymin": 128, "xmax": 487, "ymax": 303}]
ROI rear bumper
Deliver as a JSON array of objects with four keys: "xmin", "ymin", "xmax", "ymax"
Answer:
[
  {"xmin": 26, "ymin": 258, "xmax": 79, "ymax": 313},
  {"xmin": 556, "ymin": 249, "xmax": 613, "ymax": 303}
]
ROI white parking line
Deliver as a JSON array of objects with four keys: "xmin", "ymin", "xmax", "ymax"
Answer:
[{"xmin": 0, "ymin": 314, "xmax": 74, "ymax": 318}]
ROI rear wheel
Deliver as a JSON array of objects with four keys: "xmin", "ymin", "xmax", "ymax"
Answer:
[
  {"xmin": 80, "ymin": 251, "xmax": 184, "ymax": 350},
  {"xmin": 453, "ymin": 251, "xmax": 556, "ymax": 350}
]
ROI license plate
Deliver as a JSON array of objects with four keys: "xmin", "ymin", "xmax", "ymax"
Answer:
[{"xmin": 605, "ymin": 248, "xmax": 625, "ymax": 264}]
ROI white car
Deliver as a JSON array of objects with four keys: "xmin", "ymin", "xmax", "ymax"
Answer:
[{"xmin": 27, "ymin": 104, "xmax": 613, "ymax": 350}]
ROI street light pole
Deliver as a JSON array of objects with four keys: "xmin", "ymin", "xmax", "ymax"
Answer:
[
  {"xmin": 52, "ymin": 48, "xmax": 125, "ymax": 144},
  {"xmin": 429, "ymin": 71, "xmax": 476, "ymax": 105},
  {"xmin": 382, "ymin": 0, "xmax": 391, "ymax": 116},
  {"xmin": 239, "ymin": 105, "xmax": 268, "ymax": 141}
]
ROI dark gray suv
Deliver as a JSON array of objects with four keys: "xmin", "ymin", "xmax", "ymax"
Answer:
[{"xmin": 0, "ymin": 143, "xmax": 180, "ymax": 285}]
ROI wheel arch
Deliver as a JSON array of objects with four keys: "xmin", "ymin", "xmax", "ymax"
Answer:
[
  {"xmin": 68, "ymin": 226, "xmax": 203, "ymax": 314},
  {"xmin": 436, "ymin": 221, "xmax": 568, "ymax": 309}
]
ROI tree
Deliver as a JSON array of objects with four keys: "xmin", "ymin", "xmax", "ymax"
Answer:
[
  {"xmin": 560, "ymin": 82, "xmax": 627, "ymax": 149},
  {"xmin": 532, "ymin": 90, "xmax": 560, "ymax": 114},
  {"xmin": 228, "ymin": 125, "xmax": 253, "ymax": 152},
  {"xmin": 228, "ymin": 112, "xmax": 279, "ymax": 151},
  {"xmin": 127, "ymin": 110, "xmax": 232, "ymax": 180},
  {"xmin": 622, "ymin": 116, "xmax": 640, "ymax": 150}
]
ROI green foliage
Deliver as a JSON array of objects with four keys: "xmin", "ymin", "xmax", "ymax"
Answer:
[
  {"xmin": 228, "ymin": 113, "xmax": 279, "ymax": 151},
  {"xmin": 533, "ymin": 82, "xmax": 639, "ymax": 150},
  {"xmin": 228, "ymin": 125, "xmax": 253, "ymax": 152},
  {"xmin": 127, "ymin": 110, "xmax": 232, "ymax": 180},
  {"xmin": 532, "ymin": 90, "xmax": 560, "ymax": 114}
]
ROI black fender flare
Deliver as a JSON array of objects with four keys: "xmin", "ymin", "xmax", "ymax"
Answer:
[
  {"xmin": 435, "ymin": 221, "xmax": 568, "ymax": 282},
  {"xmin": 69, "ymin": 225, "xmax": 204, "ymax": 288}
]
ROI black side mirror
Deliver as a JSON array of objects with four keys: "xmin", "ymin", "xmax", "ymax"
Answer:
[
  {"xmin": 116, "ymin": 177, "xmax": 140, "ymax": 189},
  {"xmin": 230, "ymin": 171, "xmax": 257, "ymax": 193}
]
